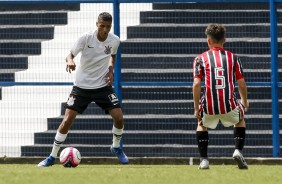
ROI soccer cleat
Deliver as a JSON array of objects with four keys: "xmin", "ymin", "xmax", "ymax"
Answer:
[
  {"xmin": 198, "ymin": 158, "xmax": 209, "ymax": 169},
  {"xmin": 110, "ymin": 145, "xmax": 129, "ymax": 164},
  {"xmin": 232, "ymin": 149, "xmax": 248, "ymax": 169},
  {"xmin": 37, "ymin": 156, "xmax": 55, "ymax": 167}
]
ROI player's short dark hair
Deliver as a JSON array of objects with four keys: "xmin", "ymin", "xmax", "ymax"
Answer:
[
  {"xmin": 205, "ymin": 24, "xmax": 225, "ymax": 43},
  {"xmin": 98, "ymin": 12, "xmax": 112, "ymax": 22}
]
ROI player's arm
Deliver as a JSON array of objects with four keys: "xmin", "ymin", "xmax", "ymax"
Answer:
[
  {"xmin": 237, "ymin": 78, "xmax": 249, "ymax": 112},
  {"xmin": 235, "ymin": 56, "xmax": 249, "ymax": 112},
  {"xmin": 193, "ymin": 77, "xmax": 202, "ymax": 119},
  {"xmin": 105, "ymin": 54, "xmax": 116, "ymax": 85},
  {"xmin": 109, "ymin": 54, "xmax": 115, "ymax": 73},
  {"xmin": 66, "ymin": 52, "xmax": 76, "ymax": 73},
  {"xmin": 66, "ymin": 33, "xmax": 87, "ymax": 73}
]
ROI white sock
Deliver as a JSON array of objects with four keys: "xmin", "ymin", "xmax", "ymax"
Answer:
[
  {"xmin": 50, "ymin": 131, "xmax": 67, "ymax": 158},
  {"xmin": 112, "ymin": 126, "xmax": 123, "ymax": 148}
]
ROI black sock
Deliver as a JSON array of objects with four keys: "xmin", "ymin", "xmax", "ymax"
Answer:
[
  {"xmin": 196, "ymin": 131, "xmax": 209, "ymax": 158},
  {"xmin": 234, "ymin": 127, "xmax": 246, "ymax": 150}
]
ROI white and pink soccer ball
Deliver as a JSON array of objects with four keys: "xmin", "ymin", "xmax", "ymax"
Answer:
[{"xmin": 59, "ymin": 147, "xmax": 81, "ymax": 167}]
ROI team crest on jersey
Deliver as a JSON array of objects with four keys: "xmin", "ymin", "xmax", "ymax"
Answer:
[
  {"xmin": 67, "ymin": 96, "xmax": 75, "ymax": 106},
  {"xmin": 108, "ymin": 93, "xmax": 118, "ymax": 105},
  {"xmin": 104, "ymin": 45, "xmax": 112, "ymax": 54}
]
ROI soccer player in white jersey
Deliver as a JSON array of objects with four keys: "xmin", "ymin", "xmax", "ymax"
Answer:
[
  {"xmin": 193, "ymin": 24, "xmax": 249, "ymax": 169},
  {"xmin": 38, "ymin": 12, "xmax": 128, "ymax": 167}
]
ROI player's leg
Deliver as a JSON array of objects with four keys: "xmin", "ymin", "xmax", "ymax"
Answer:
[
  {"xmin": 94, "ymin": 86, "xmax": 128, "ymax": 164},
  {"xmin": 51, "ymin": 109, "xmax": 78, "ymax": 156},
  {"xmin": 234, "ymin": 118, "xmax": 246, "ymax": 151},
  {"xmin": 110, "ymin": 108, "xmax": 124, "ymax": 147},
  {"xmin": 233, "ymin": 118, "xmax": 248, "ymax": 169},
  {"xmin": 38, "ymin": 86, "xmax": 89, "ymax": 167},
  {"xmin": 196, "ymin": 122, "xmax": 209, "ymax": 169},
  {"xmin": 196, "ymin": 113, "xmax": 220, "ymax": 169},
  {"xmin": 37, "ymin": 109, "xmax": 77, "ymax": 167},
  {"xmin": 222, "ymin": 106, "xmax": 248, "ymax": 169},
  {"xmin": 109, "ymin": 108, "xmax": 128, "ymax": 164}
]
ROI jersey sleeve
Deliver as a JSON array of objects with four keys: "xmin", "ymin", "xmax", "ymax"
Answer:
[
  {"xmin": 193, "ymin": 56, "xmax": 203, "ymax": 80},
  {"xmin": 111, "ymin": 38, "xmax": 120, "ymax": 55},
  {"xmin": 235, "ymin": 57, "xmax": 244, "ymax": 80},
  {"xmin": 70, "ymin": 33, "xmax": 87, "ymax": 57}
]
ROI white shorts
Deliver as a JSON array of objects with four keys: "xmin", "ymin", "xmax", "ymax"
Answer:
[{"xmin": 202, "ymin": 106, "xmax": 243, "ymax": 129}]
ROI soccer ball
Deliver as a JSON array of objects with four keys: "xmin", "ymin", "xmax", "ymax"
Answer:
[{"xmin": 59, "ymin": 147, "xmax": 81, "ymax": 167}]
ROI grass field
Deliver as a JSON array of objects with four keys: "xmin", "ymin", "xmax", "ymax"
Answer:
[{"xmin": 0, "ymin": 164, "xmax": 282, "ymax": 184}]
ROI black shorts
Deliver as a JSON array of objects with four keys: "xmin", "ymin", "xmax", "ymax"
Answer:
[{"xmin": 65, "ymin": 85, "xmax": 121, "ymax": 114}]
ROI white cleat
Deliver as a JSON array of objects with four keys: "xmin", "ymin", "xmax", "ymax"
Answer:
[
  {"xmin": 232, "ymin": 149, "xmax": 248, "ymax": 169},
  {"xmin": 198, "ymin": 159, "xmax": 209, "ymax": 169}
]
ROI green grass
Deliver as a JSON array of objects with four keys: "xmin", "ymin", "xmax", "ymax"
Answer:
[{"xmin": 0, "ymin": 164, "xmax": 282, "ymax": 184}]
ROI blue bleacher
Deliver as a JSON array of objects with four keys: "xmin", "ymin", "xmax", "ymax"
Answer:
[{"xmin": 16, "ymin": 2, "xmax": 282, "ymax": 157}]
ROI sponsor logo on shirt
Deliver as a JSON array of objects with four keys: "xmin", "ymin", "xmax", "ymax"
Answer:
[{"xmin": 104, "ymin": 45, "xmax": 112, "ymax": 54}]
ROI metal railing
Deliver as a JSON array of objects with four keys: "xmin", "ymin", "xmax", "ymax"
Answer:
[{"xmin": 0, "ymin": 0, "xmax": 280, "ymax": 157}]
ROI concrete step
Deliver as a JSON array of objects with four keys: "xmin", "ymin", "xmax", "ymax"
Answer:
[
  {"xmin": 0, "ymin": 42, "xmax": 41, "ymax": 55},
  {"xmin": 152, "ymin": 2, "xmax": 271, "ymax": 10},
  {"xmin": 122, "ymin": 86, "xmax": 193, "ymax": 100},
  {"xmin": 0, "ymin": 4, "xmax": 80, "ymax": 11},
  {"xmin": 0, "ymin": 73, "xmax": 14, "ymax": 82},
  {"xmin": 59, "ymin": 101, "xmax": 279, "ymax": 115},
  {"xmin": 14, "ymin": 71, "xmax": 74, "ymax": 82},
  {"xmin": 127, "ymin": 24, "xmax": 279, "ymax": 39},
  {"xmin": 60, "ymin": 101, "xmax": 193, "ymax": 115},
  {"xmin": 0, "ymin": 59, "xmax": 274, "ymax": 82},
  {"xmin": 121, "ymin": 55, "xmax": 274, "ymax": 69},
  {"xmin": 121, "ymin": 71, "xmax": 278, "ymax": 82},
  {"xmin": 0, "ymin": 27, "xmax": 54, "ymax": 40},
  {"xmin": 121, "ymin": 86, "xmax": 278, "ymax": 100},
  {"xmin": 121, "ymin": 40, "xmax": 275, "ymax": 55},
  {"xmin": 140, "ymin": 11, "xmax": 281, "ymax": 24},
  {"xmin": 32, "ymin": 130, "xmax": 274, "ymax": 146},
  {"xmin": 21, "ymin": 144, "xmax": 275, "ymax": 157},
  {"xmin": 0, "ymin": 54, "xmax": 271, "ymax": 71},
  {"xmin": 47, "ymin": 115, "xmax": 273, "ymax": 131},
  {"xmin": 0, "ymin": 57, "xmax": 28, "ymax": 69},
  {"xmin": 0, "ymin": 12, "xmax": 68, "ymax": 25}
]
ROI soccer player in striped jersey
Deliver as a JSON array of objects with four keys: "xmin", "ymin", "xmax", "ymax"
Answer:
[{"xmin": 193, "ymin": 24, "xmax": 249, "ymax": 169}]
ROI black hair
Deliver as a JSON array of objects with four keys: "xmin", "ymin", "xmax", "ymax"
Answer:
[
  {"xmin": 205, "ymin": 24, "xmax": 225, "ymax": 43},
  {"xmin": 98, "ymin": 12, "xmax": 112, "ymax": 22}
]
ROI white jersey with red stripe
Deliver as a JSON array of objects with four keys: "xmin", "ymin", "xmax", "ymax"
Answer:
[{"xmin": 193, "ymin": 47, "xmax": 244, "ymax": 115}]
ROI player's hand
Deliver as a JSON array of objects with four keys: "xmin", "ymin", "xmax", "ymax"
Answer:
[
  {"xmin": 66, "ymin": 60, "xmax": 76, "ymax": 73},
  {"xmin": 241, "ymin": 100, "xmax": 249, "ymax": 112},
  {"xmin": 105, "ymin": 71, "xmax": 114, "ymax": 86},
  {"xmin": 194, "ymin": 109, "xmax": 202, "ymax": 125},
  {"xmin": 194, "ymin": 109, "xmax": 200, "ymax": 119}
]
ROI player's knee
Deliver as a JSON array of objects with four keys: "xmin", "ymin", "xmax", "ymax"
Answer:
[
  {"xmin": 110, "ymin": 109, "xmax": 123, "ymax": 123},
  {"xmin": 235, "ymin": 119, "xmax": 245, "ymax": 127}
]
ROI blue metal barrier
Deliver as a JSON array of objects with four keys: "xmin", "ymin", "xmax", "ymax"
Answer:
[
  {"xmin": 270, "ymin": 0, "xmax": 280, "ymax": 157},
  {"xmin": 0, "ymin": 0, "xmax": 280, "ymax": 157}
]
